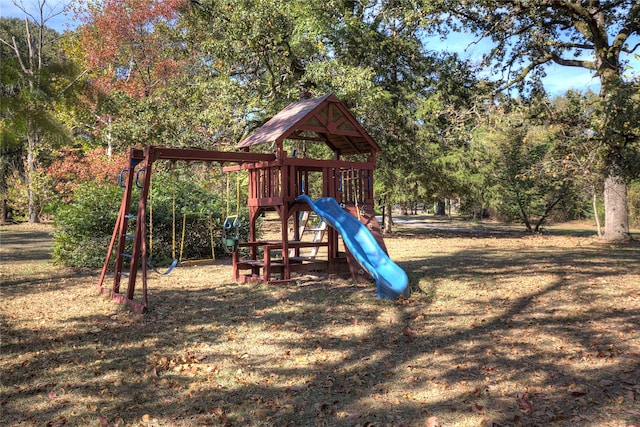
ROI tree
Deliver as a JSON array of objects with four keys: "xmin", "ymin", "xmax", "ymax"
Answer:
[
  {"xmin": 413, "ymin": 53, "xmax": 496, "ymax": 220},
  {"xmin": 0, "ymin": 1, "xmax": 78, "ymax": 222},
  {"xmin": 72, "ymin": 0, "xmax": 498, "ymax": 235},
  {"xmin": 305, "ymin": 1, "xmax": 452, "ymax": 232},
  {"xmin": 431, "ymin": 0, "xmax": 640, "ymax": 240},
  {"xmin": 74, "ymin": 0, "xmax": 186, "ymax": 99},
  {"xmin": 70, "ymin": 0, "xmax": 196, "ymax": 151},
  {"xmin": 480, "ymin": 98, "xmax": 581, "ymax": 231},
  {"xmin": 175, "ymin": 0, "xmax": 442, "ymax": 233},
  {"xmin": 546, "ymin": 90, "xmax": 610, "ymax": 234}
]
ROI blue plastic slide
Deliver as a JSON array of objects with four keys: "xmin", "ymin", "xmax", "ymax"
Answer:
[{"xmin": 296, "ymin": 195, "xmax": 410, "ymax": 300}]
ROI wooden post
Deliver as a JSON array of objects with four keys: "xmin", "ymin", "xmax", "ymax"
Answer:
[
  {"xmin": 126, "ymin": 146, "xmax": 154, "ymax": 307},
  {"xmin": 111, "ymin": 150, "xmax": 139, "ymax": 294}
]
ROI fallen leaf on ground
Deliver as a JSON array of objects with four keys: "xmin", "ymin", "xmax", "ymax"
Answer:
[
  {"xmin": 516, "ymin": 391, "xmax": 533, "ymax": 414},
  {"xmin": 45, "ymin": 416, "xmax": 67, "ymax": 427},
  {"xmin": 425, "ymin": 416, "xmax": 439, "ymax": 427},
  {"xmin": 473, "ymin": 403, "xmax": 485, "ymax": 413}
]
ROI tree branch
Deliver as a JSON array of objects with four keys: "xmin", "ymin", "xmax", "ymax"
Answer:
[
  {"xmin": 625, "ymin": 41, "xmax": 640, "ymax": 53},
  {"xmin": 551, "ymin": 54, "xmax": 596, "ymax": 69},
  {"xmin": 3, "ymin": 36, "xmax": 31, "ymax": 75},
  {"xmin": 496, "ymin": 53, "xmax": 554, "ymax": 91},
  {"xmin": 58, "ymin": 69, "xmax": 88, "ymax": 97},
  {"xmin": 24, "ymin": 17, "xmax": 34, "ymax": 72}
]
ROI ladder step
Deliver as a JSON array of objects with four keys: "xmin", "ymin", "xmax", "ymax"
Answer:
[
  {"xmin": 122, "ymin": 253, "xmax": 132, "ymax": 259},
  {"xmin": 118, "ymin": 272, "xmax": 129, "ymax": 277},
  {"xmin": 123, "ymin": 233, "xmax": 135, "ymax": 238},
  {"xmin": 125, "ymin": 214, "xmax": 137, "ymax": 219}
]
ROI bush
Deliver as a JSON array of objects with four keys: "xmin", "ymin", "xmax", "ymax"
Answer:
[
  {"xmin": 52, "ymin": 170, "xmax": 250, "ymax": 269},
  {"xmin": 145, "ymin": 171, "xmax": 249, "ymax": 266},
  {"xmin": 53, "ymin": 182, "xmax": 123, "ymax": 268}
]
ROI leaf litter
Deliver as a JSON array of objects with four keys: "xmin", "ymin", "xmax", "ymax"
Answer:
[{"xmin": 1, "ymin": 221, "xmax": 639, "ymax": 426}]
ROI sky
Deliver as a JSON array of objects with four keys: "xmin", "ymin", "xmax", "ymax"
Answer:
[
  {"xmin": 1, "ymin": 0, "xmax": 636, "ymax": 96},
  {"xmin": 0, "ymin": 0, "xmax": 74, "ymax": 32},
  {"xmin": 425, "ymin": 31, "xmax": 606, "ymax": 95}
]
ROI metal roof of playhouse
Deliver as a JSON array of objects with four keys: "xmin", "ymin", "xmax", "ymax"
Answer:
[{"xmin": 237, "ymin": 93, "xmax": 380, "ymax": 156}]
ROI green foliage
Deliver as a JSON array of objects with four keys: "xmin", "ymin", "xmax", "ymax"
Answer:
[
  {"xmin": 52, "ymin": 168, "xmax": 250, "ymax": 269},
  {"xmin": 11, "ymin": 0, "xmax": 635, "ymax": 236},
  {"xmin": 1, "ymin": 16, "xmax": 84, "ymax": 222},
  {"xmin": 145, "ymin": 169, "xmax": 250, "ymax": 266},
  {"xmin": 629, "ymin": 180, "xmax": 640, "ymax": 228},
  {"xmin": 53, "ymin": 182, "xmax": 122, "ymax": 268},
  {"xmin": 429, "ymin": 0, "xmax": 639, "ymax": 238},
  {"xmin": 472, "ymin": 97, "xmax": 593, "ymax": 231}
]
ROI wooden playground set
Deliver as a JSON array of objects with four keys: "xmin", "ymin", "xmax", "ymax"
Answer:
[{"xmin": 98, "ymin": 94, "xmax": 400, "ymax": 313}]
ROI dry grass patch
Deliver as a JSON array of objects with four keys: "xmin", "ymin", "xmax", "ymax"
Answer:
[{"xmin": 1, "ymin": 220, "xmax": 639, "ymax": 427}]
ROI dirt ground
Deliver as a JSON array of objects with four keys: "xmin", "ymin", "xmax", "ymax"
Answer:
[{"xmin": 1, "ymin": 219, "xmax": 639, "ymax": 427}]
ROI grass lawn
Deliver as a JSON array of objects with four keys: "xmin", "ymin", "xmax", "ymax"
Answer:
[{"xmin": 1, "ymin": 218, "xmax": 639, "ymax": 427}]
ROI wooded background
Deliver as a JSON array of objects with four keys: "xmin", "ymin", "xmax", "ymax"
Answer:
[{"xmin": 2, "ymin": 0, "xmax": 639, "ymax": 258}]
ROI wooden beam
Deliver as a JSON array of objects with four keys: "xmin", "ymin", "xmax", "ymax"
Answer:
[{"xmin": 131, "ymin": 147, "xmax": 275, "ymax": 164}]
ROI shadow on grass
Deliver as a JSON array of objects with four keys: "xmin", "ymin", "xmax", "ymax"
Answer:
[
  {"xmin": 2, "ymin": 225, "xmax": 639, "ymax": 426},
  {"xmin": 3, "ymin": 268, "xmax": 639, "ymax": 425},
  {"xmin": 0, "ymin": 230, "xmax": 54, "ymax": 262}
]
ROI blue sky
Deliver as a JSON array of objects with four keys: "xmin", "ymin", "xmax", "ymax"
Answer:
[
  {"xmin": 1, "ymin": 0, "xmax": 72, "ymax": 32},
  {"xmin": 2, "ymin": 0, "xmax": 636, "ymax": 96},
  {"xmin": 424, "ymin": 32, "xmax": 608, "ymax": 95}
]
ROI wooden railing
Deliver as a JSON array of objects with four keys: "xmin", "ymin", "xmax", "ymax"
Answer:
[{"xmin": 231, "ymin": 156, "xmax": 375, "ymax": 207}]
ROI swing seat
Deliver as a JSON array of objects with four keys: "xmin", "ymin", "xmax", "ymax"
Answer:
[
  {"xmin": 163, "ymin": 258, "xmax": 180, "ymax": 274},
  {"xmin": 223, "ymin": 215, "xmax": 241, "ymax": 253},
  {"xmin": 224, "ymin": 237, "xmax": 239, "ymax": 253},
  {"xmin": 147, "ymin": 258, "xmax": 179, "ymax": 275}
]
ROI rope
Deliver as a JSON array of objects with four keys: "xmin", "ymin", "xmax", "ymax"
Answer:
[
  {"xmin": 180, "ymin": 205, "xmax": 187, "ymax": 261},
  {"xmin": 149, "ymin": 174, "xmax": 153, "ymax": 256},
  {"xmin": 146, "ymin": 168, "xmax": 180, "ymax": 275},
  {"xmin": 236, "ymin": 171, "xmax": 241, "ymax": 218},
  {"xmin": 226, "ymin": 171, "xmax": 231, "ymax": 219},
  {"xmin": 222, "ymin": 170, "xmax": 241, "ymax": 253},
  {"xmin": 172, "ymin": 179, "xmax": 176, "ymax": 260},
  {"xmin": 209, "ymin": 215, "xmax": 216, "ymax": 260}
]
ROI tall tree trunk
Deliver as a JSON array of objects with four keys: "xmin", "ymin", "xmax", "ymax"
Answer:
[
  {"xmin": 383, "ymin": 194, "xmax": 393, "ymax": 234},
  {"xmin": 26, "ymin": 127, "xmax": 41, "ymax": 224},
  {"xmin": 603, "ymin": 173, "xmax": 629, "ymax": 240},
  {"xmin": 599, "ymin": 67, "xmax": 630, "ymax": 241},
  {"xmin": 0, "ymin": 198, "xmax": 7, "ymax": 224},
  {"xmin": 1, "ymin": 158, "xmax": 8, "ymax": 224}
]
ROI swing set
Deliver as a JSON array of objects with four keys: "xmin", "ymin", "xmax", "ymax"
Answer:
[{"xmin": 98, "ymin": 146, "xmax": 274, "ymax": 312}]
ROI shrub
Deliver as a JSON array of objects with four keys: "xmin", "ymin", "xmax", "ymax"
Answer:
[
  {"xmin": 145, "ymin": 171, "xmax": 249, "ymax": 266},
  {"xmin": 53, "ymin": 182, "xmax": 123, "ymax": 268},
  {"xmin": 52, "ymin": 170, "xmax": 250, "ymax": 269},
  {"xmin": 45, "ymin": 148, "xmax": 127, "ymax": 212}
]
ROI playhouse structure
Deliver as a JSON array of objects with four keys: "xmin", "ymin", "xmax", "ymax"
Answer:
[{"xmin": 98, "ymin": 93, "xmax": 406, "ymax": 312}]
